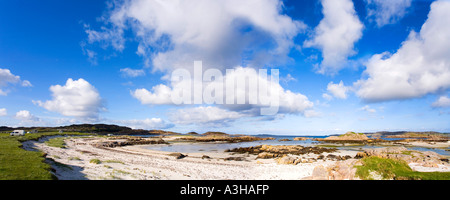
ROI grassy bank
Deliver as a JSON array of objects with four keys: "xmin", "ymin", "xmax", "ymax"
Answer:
[
  {"xmin": 0, "ymin": 132, "xmax": 91, "ymax": 180},
  {"xmin": 355, "ymin": 156, "xmax": 450, "ymax": 180}
]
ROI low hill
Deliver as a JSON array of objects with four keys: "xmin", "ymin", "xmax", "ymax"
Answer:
[{"xmin": 0, "ymin": 124, "xmax": 179, "ymax": 135}]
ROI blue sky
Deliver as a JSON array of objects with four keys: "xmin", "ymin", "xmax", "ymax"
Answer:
[{"xmin": 1, "ymin": 0, "xmax": 449, "ymax": 135}]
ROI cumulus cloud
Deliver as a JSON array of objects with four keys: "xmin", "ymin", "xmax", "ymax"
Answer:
[
  {"xmin": 120, "ymin": 68, "xmax": 146, "ymax": 77},
  {"xmin": 432, "ymin": 96, "xmax": 450, "ymax": 108},
  {"xmin": 34, "ymin": 78, "xmax": 105, "ymax": 122},
  {"xmin": 304, "ymin": 0, "xmax": 363, "ymax": 75},
  {"xmin": 84, "ymin": 0, "xmax": 306, "ymax": 72},
  {"xmin": 323, "ymin": 80, "xmax": 350, "ymax": 100},
  {"xmin": 132, "ymin": 66, "xmax": 314, "ymax": 117},
  {"xmin": 355, "ymin": 0, "xmax": 450, "ymax": 102},
  {"xmin": 0, "ymin": 68, "xmax": 32, "ymax": 96},
  {"xmin": 0, "ymin": 108, "xmax": 7, "ymax": 116},
  {"xmin": 116, "ymin": 118, "xmax": 174, "ymax": 130},
  {"xmin": 15, "ymin": 110, "xmax": 41, "ymax": 123},
  {"xmin": 366, "ymin": 0, "xmax": 412, "ymax": 27},
  {"xmin": 131, "ymin": 84, "xmax": 173, "ymax": 105}
]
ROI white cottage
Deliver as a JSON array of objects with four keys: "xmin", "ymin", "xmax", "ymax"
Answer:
[{"xmin": 10, "ymin": 130, "xmax": 25, "ymax": 136}]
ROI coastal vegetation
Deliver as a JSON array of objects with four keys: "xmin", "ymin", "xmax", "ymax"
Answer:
[
  {"xmin": 45, "ymin": 137, "xmax": 67, "ymax": 148},
  {"xmin": 0, "ymin": 132, "xmax": 90, "ymax": 180},
  {"xmin": 356, "ymin": 156, "xmax": 450, "ymax": 180}
]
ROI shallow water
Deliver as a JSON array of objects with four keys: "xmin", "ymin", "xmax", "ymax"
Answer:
[{"xmin": 142, "ymin": 135, "xmax": 325, "ymax": 153}]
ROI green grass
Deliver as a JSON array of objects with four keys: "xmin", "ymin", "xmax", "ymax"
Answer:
[
  {"xmin": 355, "ymin": 156, "xmax": 450, "ymax": 180},
  {"xmin": 45, "ymin": 137, "xmax": 67, "ymax": 148},
  {"xmin": 0, "ymin": 132, "xmax": 91, "ymax": 180},
  {"xmin": 89, "ymin": 159, "xmax": 101, "ymax": 164}
]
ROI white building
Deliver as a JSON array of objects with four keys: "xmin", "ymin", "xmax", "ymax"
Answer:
[{"xmin": 10, "ymin": 130, "xmax": 25, "ymax": 136}]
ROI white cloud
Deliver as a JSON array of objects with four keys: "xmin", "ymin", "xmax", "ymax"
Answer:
[
  {"xmin": 360, "ymin": 105, "xmax": 376, "ymax": 113},
  {"xmin": 132, "ymin": 66, "xmax": 314, "ymax": 117},
  {"xmin": 366, "ymin": 0, "xmax": 412, "ymax": 27},
  {"xmin": 34, "ymin": 78, "xmax": 105, "ymax": 122},
  {"xmin": 324, "ymin": 80, "xmax": 350, "ymax": 100},
  {"xmin": 120, "ymin": 68, "xmax": 146, "ymax": 77},
  {"xmin": 0, "ymin": 108, "xmax": 7, "ymax": 116},
  {"xmin": 169, "ymin": 106, "xmax": 244, "ymax": 126},
  {"xmin": 0, "ymin": 68, "xmax": 32, "ymax": 96},
  {"xmin": 355, "ymin": 0, "xmax": 450, "ymax": 102},
  {"xmin": 432, "ymin": 96, "xmax": 450, "ymax": 108},
  {"xmin": 304, "ymin": 0, "xmax": 363, "ymax": 75},
  {"xmin": 15, "ymin": 110, "xmax": 41, "ymax": 123},
  {"xmin": 116, "ymin": 118, "xmax": 174, "ymax": 130},
  {"xmin": 322, "ymin": 93, "xmax": 333, "ymax": 101},
  {"xmin": 85, "ymin": 0, "xmax": 306, "ymax": 71},
  {"xmin": 131, "ymin": 84, "xmax": 173, "ymax": 105},
  {"xmin": 21, "ymin": 80, "xmax": 33, "ymax": 87}
]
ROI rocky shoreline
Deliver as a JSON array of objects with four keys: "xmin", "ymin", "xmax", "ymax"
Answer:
[{"xmin": 226, "ymin": 145, "xmax": 337, "ymax": 157}]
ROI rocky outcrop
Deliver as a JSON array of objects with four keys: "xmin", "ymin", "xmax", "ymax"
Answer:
[
  {"xmin": 276, "ymin": 156, "xmax": 296, "ymax": 164},
  {"xmin": 94, "ymin": 137, "xmax": 168, "ymax": 148},
  {"xmin": 304, "ymin": 159, "xmax": 360, "ymax": 180},
  {"xmin": 226, "ymin": 144, "xmax": 336, "ymax": 158},
  {"xmin": 178, "ymin": 135, "xmax": 275, "ymax": 143},
  {"xmin": 314, "ymin": 132, "xmax": 386, "ymax": 143},
  {"xmin": 315, "ymin": 132, "xmax": 368, "ymax": 142},
  {"xmin": 384, "ymin": 132, "xmax": 449, "ymax": 142},
  {"xmin": 169, "ymin": 153, "xmax": 187, "ymax": 159},
  {"xmin": 293, "ymin": 137, "xmax": 309, "ymax": 141},
  {"xmin": 354, "ymin": 147, "xmax": 449, "ymax": 168},
  {"xmin": 278, "ymin": 139, "xmax": 291, "ymax": 141},
  {"xmin": 224, "ymin": 157, "xmax": 246, "ymax": 161}
]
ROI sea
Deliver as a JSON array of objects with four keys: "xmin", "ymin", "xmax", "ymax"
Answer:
[{"xmin": 137, "ymin": 134, "xmax": 450, "ymax": 156}]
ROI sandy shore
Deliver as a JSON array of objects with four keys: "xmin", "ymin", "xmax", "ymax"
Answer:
[{"xmin": 23, "ymin": 136, "xmax": 357, "ymax": 180}]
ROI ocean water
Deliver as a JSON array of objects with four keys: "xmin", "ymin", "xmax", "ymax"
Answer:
[{"xmin": 142, "ymin": 135, "xmax": 326, "ymax": 153}]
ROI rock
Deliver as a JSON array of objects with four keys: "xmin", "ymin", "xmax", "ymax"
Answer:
[
  {"xmin": 202, "ymin": 155, "xmax": 211, "ymax": 159},
  {"xmin": 94, "ymin": 137, "xmax": 168, "ymax": 148},
  {"xmin": 354, "ymin": 152, "xmax": 367, "ymax": 159},
  {"xmin": 314, "ymin": 132, "xmax": 377, "ymax": 143},
  {"xmin": 293, "ymin": 137, "xmax": 308, "ymax": 141},
  {"xmin": 278, "ymin": 139, "xmax": 291, "ymax": 141},
  {"xmin": 310, "ymin": 165, "xmax": 329, "ymax": 180},
  {"xmin": 326, "ymin": 154, "xmax": 338, "ymax": 160},
  {"xmin": 257, "ymin": 152, "xmax": 277, "ymax": 159},
  {"xmin": 277, "ymin": 156, "xmax": 296, "ymax": 165},
  {"xmin": 224, "ymin": 157, "xmax": 245, "ymax": 161},
  {"xmin": 305, "ymin": 160, "xmax": 359, "ymax": 180},
  {"xmin": 169, "ymin": 153, "xmax": 187, "ymax": 159},
  {"xmin": 342, "ymin": 155, "xmax": 352, "ymax": 160}
]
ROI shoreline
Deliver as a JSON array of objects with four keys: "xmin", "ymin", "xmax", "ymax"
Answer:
[{"xmin": 24, "ymin": 136, "xmax": 450, "ymax": 180}]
